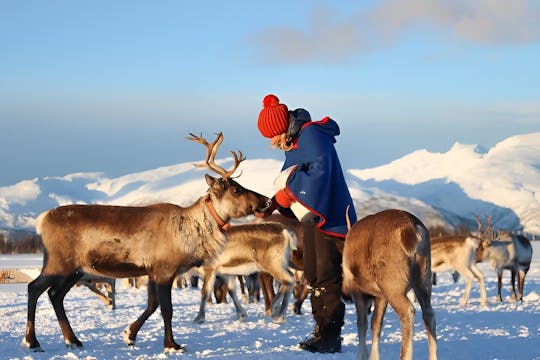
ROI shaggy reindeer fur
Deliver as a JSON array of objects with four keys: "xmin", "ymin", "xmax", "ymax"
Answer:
[{"xmin": 23, "ymin": 174, "xmax": 269, "ymax": 353}]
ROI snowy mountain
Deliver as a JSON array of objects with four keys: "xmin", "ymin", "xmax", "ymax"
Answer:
[
  {"xmin": 1, "ymin": 133, "xmax": 539, "ymax": 236},
  {"xmin": 348, "ymin": 133, "xmax": 540, "ymax": 235}
]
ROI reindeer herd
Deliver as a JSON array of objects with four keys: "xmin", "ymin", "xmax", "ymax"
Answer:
[{"xmin": 22, "ymin": 133, "xmax": 534, "ymax": 359}]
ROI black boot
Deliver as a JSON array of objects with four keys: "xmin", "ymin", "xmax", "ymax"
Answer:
[
  {"xmin": 299, "ymin": 324, "xmax": 341, "ymax": 353},
  {"xmin": 298, "ymin": 324, "xmax": 320, "ymax": 349},
  {"xmin": 299, "ymin": 287, "xmax": 344, "ymax": 353},
  {"xmin": 299, "ymin": 335, "xmax": 342, "ymax": 353}
]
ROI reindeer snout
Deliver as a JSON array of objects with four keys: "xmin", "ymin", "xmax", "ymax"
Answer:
[{"xmin": 251, "ymin": 196, "xmax": 269, "ymax": 215}]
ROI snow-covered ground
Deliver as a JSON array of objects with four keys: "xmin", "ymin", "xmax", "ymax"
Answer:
[{"xmin": 0, "ymin": 242, "xmax": 539, "ymax": 360}]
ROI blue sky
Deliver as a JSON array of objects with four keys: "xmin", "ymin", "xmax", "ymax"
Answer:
[{"xmin": 1, "ymin": 0, "xmax": 539, "ymax": 186}]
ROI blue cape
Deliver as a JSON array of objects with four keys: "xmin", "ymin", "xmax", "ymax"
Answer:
[{"xmin": 282, "ymin": 117, "xmax": 357, "ymax": 237}]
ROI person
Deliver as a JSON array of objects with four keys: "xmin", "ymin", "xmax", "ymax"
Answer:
[{"xmin": 256, "ymin": 94, "xmax": 357, "ymax": 353}]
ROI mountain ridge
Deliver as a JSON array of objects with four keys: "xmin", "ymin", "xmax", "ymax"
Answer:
[{"xmin": 1, "ymin": 133, "xmax": 539, "ymax": 236}]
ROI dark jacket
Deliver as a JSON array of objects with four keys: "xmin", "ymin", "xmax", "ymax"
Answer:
[{"xmin": 281, "ymin": 117, "xmax": 357, "ymax": 237}]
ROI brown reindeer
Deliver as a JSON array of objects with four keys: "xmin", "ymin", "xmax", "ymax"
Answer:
[
  {"xmin": 23, "ymin": 133, "xmax": 270, "ymax": 353},
  {"xmin": 254, "ymin": 214, "xmax": 309, "ymax": 315},
  {"xmin": 256, "ymin": 214, "xmax": 348, "ymax": 316},
  {"xmin": 342, "ymin": 209, "xmax": 437, "ymax": 360},
  {"xmin": 192, "ymin": 221, "xmax": 297, "ymax": 324}
]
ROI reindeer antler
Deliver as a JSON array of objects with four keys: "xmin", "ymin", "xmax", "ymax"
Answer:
[
  {"xmin": 474, "ymin": 213, "xmax": 493, "ymax": 239},
  {"xmin": 187, "ymin": 132, "xmax": 245, "ymax": 178}
]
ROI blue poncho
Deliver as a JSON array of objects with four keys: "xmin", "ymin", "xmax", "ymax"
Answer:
[{"xmin": 281, "ymin": 117, "xmax": 357, "ymax": 238}]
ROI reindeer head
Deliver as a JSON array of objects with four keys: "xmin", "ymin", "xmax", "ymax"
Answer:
[
  {"xmin": 188, "ymin": 132, "xmax": 270, "ymax": 220},
  {"xmin": 472, "ymin": 214, "xmax": 493, "ymax": 262}
]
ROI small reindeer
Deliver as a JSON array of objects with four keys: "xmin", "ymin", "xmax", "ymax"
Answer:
[
  {"xmin": 192, "ymin": 221, "xmax": 297, "ymax": 324},
  {"xmin": 23, "ymin": 133, "xmax": 270, "ymax": 353},
  {"xmin": 430, "ymin": 215, "xmax": 492, "ymax": 307},
  {"xmin": 254, "ymin": 214, "xmax": 308, "ymax": 316},
  {"xmin": 342, "ymin": 209, "xmax": 437, "ymax": 360}
]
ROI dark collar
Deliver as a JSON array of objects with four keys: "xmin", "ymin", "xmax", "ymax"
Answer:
[{"xmin": 205, "ymin": 196, "xmax": 231, "ymax": 231}]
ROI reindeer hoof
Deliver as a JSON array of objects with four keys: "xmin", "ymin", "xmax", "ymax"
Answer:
[
  {"xmin": 123, "ymin": 328, "xmax": 136, "ymax": 346},
  {"xmin": 66, "ymin": 341, "xmax": 83, "ymax": 350},
  {"xmin": 65, "ymin": 339, "xmax": 83, "ymax": 349},
  {"xmin": 193, "ymin": 315, "xmax": 205, "ymax": 324},
  {"xmin": 21, "ymin": 339, "xmax": 44, "ymax": 352},
  {"xmin": 272, "ymin": 316, "xmax": 286, "ymax": 324},
  {"xmin": 164, "ymin": 344, "xmax": 186, "ymax": 353}
]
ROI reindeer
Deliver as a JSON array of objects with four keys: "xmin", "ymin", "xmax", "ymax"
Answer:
[
  {"xmin": 476, "ymin": 231, "xmax": 533, "ymax": 302},
  {"xmin": 254, "ymin": 214, "xmax": 309, "ymax": 316},
  {"xmin": 342, "ymin": 209, "xmax": 437, "ymax": 360},
  {"xmin": 192, "ymin": 221, "xmax": 297, "ymax": 324},
  {"xmin": 23, "ymin": 133, "xmax": 270, "ymax": 353},
  {"xmin": 429, "ymin": 216, "xmax": 492, "ymax": 307}
]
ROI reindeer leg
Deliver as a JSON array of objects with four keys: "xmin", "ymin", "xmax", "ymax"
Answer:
[
  {"xmin": 157, "ymin": 281, "xmax": 184, "ymax": 352},
  {"xmin": 225, "ymin": 275, "xmax": 248, "ymax": 321},
  {"xmin": 387, "ymin": 293, "xmax": 415, "ymax": 360},
  {"xmin": 259, "ymin": 272, "xmax": 275, "ymax": 316},
  {"xmin": 497, "ymin": 271, "xmax": 503, "ymax": 302},
  {"xmin": 269, "ymin": 289, "xmax": 284, "ymax": 318},
  {"xmin": 293, "ymin": 271, "xmax": 308, "ymax": 315},
  {"xmin": 269, "ymin": 267, "xmax": 294, "ymax": 323},
  {"xmin": 412, "ymin": 281, "xmax": 438, "ymax": 360},
  {"xmin": 23, "ymin": 274, "xmax": 58, "ymax": 351},
  {"xmin": 48, "ymin": 271, "xmax": 85, "ymax": 348},
  {"xmin": 194, "ymin": 269, "xmax": 216, "ymax": 324},
  {"xmin": 370, "ymin": 297, "xmax": 388, "ymax": 360},
  {"xmin": 459, "ymin": 270, "xmax": 474, "ymax": 306},
  {"xmin": 245, "ymin": 273, "xmax": 260, "ymax": 303},
  {"xmin": 213, "ymin": 275, "xmax": 228, "ymax": 304},
  {"xmin": 510, "ymin": 268, "xmax": 517, "ymax": 301},
  {"xmin": 270, "ymin": 283, "xmax": 292, "ymax": 324},
  {"xmin": 124, "ymin": 281, "xmax": 159, "ymax": 346},
  {"xmin": 518, "ymin": 269, "xmax": 527, "ymax": 301},
  {"xmin": 470, "ymin": 263, "xmax": 488, "ymax": 307},
  {"xmin": 298, "ymin": 282, "xmax": 310, "ymax": 313},
  {"xmin": 352, "ymin": 292, "xmax": 370, "ymax": 360},
  {"xmin": 237, "ymin": 275, "xmax": 248, "ymax": 304}
]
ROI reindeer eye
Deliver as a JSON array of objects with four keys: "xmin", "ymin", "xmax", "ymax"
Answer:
[{"xmin": 232, "ymin": 186, "xmax": 243, "ymax": 195}]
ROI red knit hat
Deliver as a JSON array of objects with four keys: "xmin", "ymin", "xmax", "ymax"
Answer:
[{"xmin": 257, "ymin": 94, "xmax": 289, "ymax": 138}]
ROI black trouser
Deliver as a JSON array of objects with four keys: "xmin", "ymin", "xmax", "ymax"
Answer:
[{"xmin": 302, "ymin": 221, "xmax": 344, "ymax": 339}]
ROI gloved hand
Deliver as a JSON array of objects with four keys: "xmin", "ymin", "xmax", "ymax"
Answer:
[{"xmin": 255, "ymin": 189, "xmax": 295, "ymax": 218}]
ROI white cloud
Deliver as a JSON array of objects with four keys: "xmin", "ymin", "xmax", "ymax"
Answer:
[
  {"xmin": 252, "ymin": 0, "xmax": 540, "ymax": 63},
  {"xmin": 0, "ymin": 179, "xmax": 41, "ymax": 209}
]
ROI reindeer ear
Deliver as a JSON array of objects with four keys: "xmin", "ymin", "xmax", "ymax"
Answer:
[{"xmin": 205, "ymin": 174, "xmax": 217, "ymax": 187}]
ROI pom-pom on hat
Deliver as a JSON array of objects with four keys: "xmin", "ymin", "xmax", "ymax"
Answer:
[{"xmin": 257, "ymin": 94, "xmax": 289, "ymax": 138}]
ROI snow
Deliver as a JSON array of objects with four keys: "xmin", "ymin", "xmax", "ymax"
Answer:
[{"xmin": 1, "ymin": 243, "xmax": 540, "ymax": 359}]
